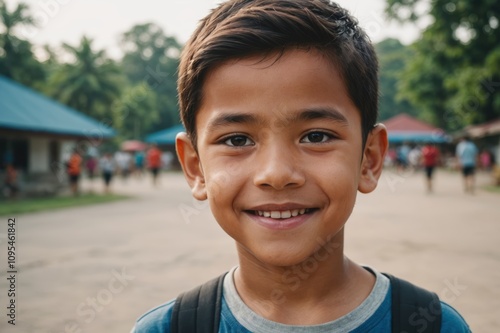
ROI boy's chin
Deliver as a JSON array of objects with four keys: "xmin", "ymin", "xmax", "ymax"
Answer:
[{"xmin": 238, "ymin": 243, "xmax": 339, "ymax": 270}]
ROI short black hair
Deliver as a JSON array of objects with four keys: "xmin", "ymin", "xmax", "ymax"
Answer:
[{"xmin": 178, "ymin": 0, "xmax": 379, "ymax": 148}]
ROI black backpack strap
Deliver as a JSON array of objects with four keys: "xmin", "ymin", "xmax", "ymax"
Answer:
[
  {"xmin": 385, "ymin": 273, "xmax": 442, "ymax": 333},
  {"xmin": 170, "ymin": 272, "xmax": 227, "ymax": 333}
]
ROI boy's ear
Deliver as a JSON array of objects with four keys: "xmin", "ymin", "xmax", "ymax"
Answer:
[
  {"xmin": 358, "ymin": 124, "xmax": 388, "ymax": 194},
  {"xmin": 176, "ymin": 132, "xmax": 207, "ymax": 200}
]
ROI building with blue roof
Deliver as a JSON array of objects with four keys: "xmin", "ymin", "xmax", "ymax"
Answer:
[
  {"xmin": 145, "ymin": 124, "xmax": 184, "ymax": 145},
  {"xmin": 0, "ymin": 75, "xmax": 116, "ymax": 196}
]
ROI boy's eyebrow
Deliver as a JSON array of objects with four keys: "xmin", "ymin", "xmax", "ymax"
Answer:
[
  {"xmin": 292, "ymin": 108, "xmax": 349, "ymax": 125},
  {"xmin": 206, "ymin": 113, "xmax": 260, "ymax": 131},
  {"xmin": 206, "ymin": 107, "xmax": 349, "ymax": 132}
]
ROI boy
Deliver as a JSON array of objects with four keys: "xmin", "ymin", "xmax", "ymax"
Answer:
[{"xmin": 133, "ymin": 0, "xmax": 470, "ymax": 331}]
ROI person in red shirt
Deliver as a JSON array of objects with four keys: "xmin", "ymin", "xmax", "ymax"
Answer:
[
  {"xmin": 146, "ymin": 144, "xmax": 162, "ymax": 186},
  {"xmin": 67, "ymin": 149, "xmax": 82, "ymax": 195},
  {"xmin": 421, "ymin": 142, "xmax": 440, "ymax": 193}
]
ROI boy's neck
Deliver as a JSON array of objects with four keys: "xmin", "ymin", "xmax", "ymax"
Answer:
[{"xmin": 233, "ymin": 234, "xmax": 375, "ymax": 325}]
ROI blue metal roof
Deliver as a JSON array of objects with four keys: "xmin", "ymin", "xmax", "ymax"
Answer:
[
  {"xmin": 145, "ymin": 124, "xmax": 185, "ymax": 145},
  {"xmin": 0, "ymin": 75, "xmax": 115, "ymax": 138},
  {"xmin": 388, "ymin": 131, "xmax": 451, "ymax": 144}
]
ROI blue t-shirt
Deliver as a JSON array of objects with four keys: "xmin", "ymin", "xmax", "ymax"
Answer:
[
  {"xmin": 132, "ymin": 269, "xmax": 470, "ymax": 333},
  {"xmin": 456, "ymin": 141, "xmax": 478, "ymax": 167}
]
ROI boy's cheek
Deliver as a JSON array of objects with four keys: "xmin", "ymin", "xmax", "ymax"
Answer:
[{"xmin": 204, "ymin": 170, "xmax": 233, "ymax": 198}]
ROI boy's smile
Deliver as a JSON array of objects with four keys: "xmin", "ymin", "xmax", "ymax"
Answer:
[{"xmin": 177, "ymin": 49, "xmax": 386, "ymax": 267}]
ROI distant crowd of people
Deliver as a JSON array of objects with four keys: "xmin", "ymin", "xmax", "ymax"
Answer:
[
  {"xmin": 64, "ymin": 143, "xmax": 173, "ymax": 196},
  {"xmin": 385, "ymin": 137, "xmax": 496, "ymax": 194}
]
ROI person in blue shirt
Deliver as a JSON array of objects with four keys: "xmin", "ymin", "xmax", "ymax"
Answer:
[
  {"xmin": 396, "ymin": 142, "xmax": 411, "ymax": 171},
  {"xmin": 456, "ymin": 136, "xmax": 479, "ymax": 194},
  {"xmin": 133, "ymin": 0, "xmax": 471, "ymax": 332},
  {"xmin": 134, "ymin": 151, "xmax": 145, "ymax": 177}
]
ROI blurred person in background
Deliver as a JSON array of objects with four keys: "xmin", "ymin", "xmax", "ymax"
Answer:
[
  {"xmin": 408, "ymin": 144, "xmax": 422, "ymax": 170},
  {"xmin": 421, "ymin": 142, "xmax": 440, "ymax": 193},
  {"xmin": 456, "ymin": 136, "xmax": 478, "ymax": 194},
  {"xmin": 85, "ymin": 155, "xmax": 98, "ymax": 179},
  {"xmin": 479, "ymin": 149, "xmax": 492, "ymax": 172},
  {"xmin": 99, "ymin": 152, "xmax": 116, "ymax": 194},
  {"xmin": 67, "ymin": 149, "xmax": 82, "ymax": 196},
  {"xmin": 134, "ymin": 150, "xmax": 145, "ymax": 177},
  {"xmin": 386, "ymin": 147, "xmax": 397, "ymax": 167},
  {"xmin": 3, "ymin": 164, "xmax": 19, "ymax": 200},
  {"xmin": 146, "ymin": 144, "xmax": 162, "ymax": 186},
  {"xmin": 161, "ymin": 151, "xmax": 174, "ymax": 170},
  {"xmin": 396, "ymin": 142, "xmax": 410, "ymax": 172},
  {"xmin": 115, "ymin": 151, "xmax": 132, "ymax": 180}
]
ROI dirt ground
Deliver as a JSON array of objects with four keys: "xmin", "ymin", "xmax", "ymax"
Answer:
[{"xmin": 0, "ymin": 168, "xmax": 498, "ymax": 332}]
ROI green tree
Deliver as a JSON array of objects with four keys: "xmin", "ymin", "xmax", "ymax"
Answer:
[
  {"xmin": 120, "ymin": 23, "xmax": 182, "ymax": 132},
  {"xmin": 47, "ymin": 36, "xmax": 123, "ymax": 119},
  {"xmin": 385, "ymin": 0, "xmax": 500, "ymax": 130},
  {"xmin": 112, "ymin": 83, "xmax": 159, "ymax": 140},
  {"xmin": 0, "ymin": 0, "xmax": 45, "ymax": 87},
  {"xmin": 375, "ymin": 38, "xmax": 418, "ymax": 121}
]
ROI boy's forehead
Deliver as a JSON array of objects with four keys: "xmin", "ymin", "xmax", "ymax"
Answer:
[
  {"xmin": 205, "ymin": 49, "xmax": 338, "ymax": 79},
  {"xmin": 199, "ymin": 49, "xmax": 346, "ymax": 106},
  {"xmin": 195, "ymin": 49, "xmax": 361, "ymax": 132}
]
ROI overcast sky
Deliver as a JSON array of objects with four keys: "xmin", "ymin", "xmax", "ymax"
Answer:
[{"xmin": 5, "ymin": 0, "xmax": 425, "ymax": 59}]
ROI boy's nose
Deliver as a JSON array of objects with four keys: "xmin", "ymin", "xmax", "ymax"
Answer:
[{"xmin": 253, "ymin": 143, "xmax": 305, "ymax": 190}]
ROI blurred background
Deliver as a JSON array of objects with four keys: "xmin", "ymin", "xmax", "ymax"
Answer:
[{"xmin": 0, "ymin": 0, "xmax": 499, "ymax": 332}]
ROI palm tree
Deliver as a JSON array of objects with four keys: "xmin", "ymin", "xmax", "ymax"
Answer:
[
  {"xmin": 48, "ymin": 36, "xmax": 123, "ymax": 118},
  {"xmin": 0, "ymin": 1, "xmax": 44, "ymax": 86}
]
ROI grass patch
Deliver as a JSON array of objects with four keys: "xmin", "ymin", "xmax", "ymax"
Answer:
[
  {"xmin": 0, "ymin": 193, "xmax": 131, "ymax": 216},
  {"xmin": 484, "ymin": 185, "xmax": 500, "ymax": 194}
]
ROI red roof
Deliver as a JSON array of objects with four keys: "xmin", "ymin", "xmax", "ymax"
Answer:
[
  {"xmin": 382, "ymin": 113, "xmax": 441, "ymax": 133},
  {"xmin": 465, "ymin": 118, "xmax": 500, "ymax": 138}
]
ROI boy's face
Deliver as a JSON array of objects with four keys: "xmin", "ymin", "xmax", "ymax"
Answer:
[{"xmin": 177, "ymin": 49, "xmax": 387, "ymax": 267}]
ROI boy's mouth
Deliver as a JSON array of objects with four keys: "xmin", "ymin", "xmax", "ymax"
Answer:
[{"xmin": 248, "ymin": 208, "xmax": 316, "ymax": 219}]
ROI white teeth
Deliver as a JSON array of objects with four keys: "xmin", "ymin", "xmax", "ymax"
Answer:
[
  {"xmin": 256, "ymin": 209, "xmax": 310, "ymax": 219},
  {"xmin": 271, "ymin": 211, "xmax": 281, "ymax": 218}
]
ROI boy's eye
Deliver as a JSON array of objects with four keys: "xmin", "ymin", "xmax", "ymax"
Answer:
[
  {"xmin": 223, "ymin": 135, "xmax": 253, "ymax": 147},
  {"xmin": 301, "ymin": 132, "xmax": 332, "ymax": 143}
]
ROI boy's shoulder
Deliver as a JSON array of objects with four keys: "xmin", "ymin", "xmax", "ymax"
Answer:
[
  {"xmin": 132, "ymin": 299, "xmax": 175, "ymax": 333},
  {"xmin": 440, "ymin": 301, "xmax": 471, "ymax": 333}
]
